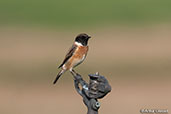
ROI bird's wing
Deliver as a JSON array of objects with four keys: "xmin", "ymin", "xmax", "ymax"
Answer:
[{"xmin": 58, "ymin": 44, "xmax": 77, "ymax": 69}]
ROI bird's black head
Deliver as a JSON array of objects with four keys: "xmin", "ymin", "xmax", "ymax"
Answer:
[{"xmin": 75, "ymin": 33, "xmax": 91, "ymax": 46}]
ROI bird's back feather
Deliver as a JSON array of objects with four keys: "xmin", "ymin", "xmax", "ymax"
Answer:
[{"xmin": 58, "ymin": 44, "xmax": 77, "ymax": 68}]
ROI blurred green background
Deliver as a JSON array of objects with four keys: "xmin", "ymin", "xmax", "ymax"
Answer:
[
  {"xmin": 0, "ymin": 0, "xmax": 171, "ymax": 114},
  {"xmin": 1, "ymin": 0, "xmax": 171, "ymax": 27}
]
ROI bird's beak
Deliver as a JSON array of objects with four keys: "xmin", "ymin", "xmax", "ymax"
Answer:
[{"xmin": 88, "ymin": 36, "xmax": 91, "ymax": 39}]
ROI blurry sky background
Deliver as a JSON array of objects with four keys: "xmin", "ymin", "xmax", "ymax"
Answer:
[{"xmin": 0, "ymin": 0, "xmax": 171, "ymax": 114}]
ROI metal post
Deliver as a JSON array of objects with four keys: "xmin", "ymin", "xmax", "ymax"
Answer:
[{"xmin": 73, "ymin": 72, "xmax": 111, "ymax": 114}]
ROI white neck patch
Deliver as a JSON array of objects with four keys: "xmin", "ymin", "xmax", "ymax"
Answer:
[{"xmin": 75, "ymin": 41, "xmax": 83, "ymax": 46}]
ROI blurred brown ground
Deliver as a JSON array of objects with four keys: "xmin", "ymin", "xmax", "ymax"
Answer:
[{"xmin": 0, "ymin": 25, "xmax": 171, "ymax": 114}]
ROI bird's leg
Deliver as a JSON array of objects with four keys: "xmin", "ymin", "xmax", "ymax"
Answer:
[
  {"xmin": 73, "ymin": 69, "xmax": 81, "ymax": 76},
  {"xmin": 72, "ymin": 69, "xmax": 77, "ymax": 74},
  {"xmin": 70, "ymin": 69, "xmax": 76, "ymax": 77},
  {"xmin": 70, "ymin": 69, "xmax": 80, "ymax": 79}
]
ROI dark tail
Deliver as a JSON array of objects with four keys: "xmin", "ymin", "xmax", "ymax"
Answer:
[{"xmin": 53, "ymin": 70, "xmax": 64, "ymax": 84}]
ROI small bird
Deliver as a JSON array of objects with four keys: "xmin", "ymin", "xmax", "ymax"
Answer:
[{"xmin": 53, "ymin": 33, "xmax": 91, "ymax": 84}]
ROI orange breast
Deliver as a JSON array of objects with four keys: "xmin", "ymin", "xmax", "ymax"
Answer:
[
  {"xmin": 73, "ymin": 46, "xmax": 88, "ymax": 59},
  {"xmin": 64, "ymin": 46, "xmax": 88, "ymax": 70}
]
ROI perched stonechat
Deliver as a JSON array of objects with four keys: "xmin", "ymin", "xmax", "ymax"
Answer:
[{"xmin": 53, "ymin": 33, "xmax": 91, "ymax": 84}]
